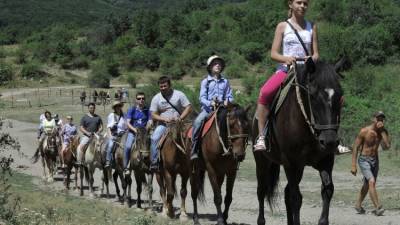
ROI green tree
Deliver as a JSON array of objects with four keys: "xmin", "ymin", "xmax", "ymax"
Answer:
[
  {"xmin": 87, "ymin": 62, "xmax": 110, "ymax": 88},
  {"xmin": 0, "ymin": 62, "xmax": 13, "ymax": 85}
]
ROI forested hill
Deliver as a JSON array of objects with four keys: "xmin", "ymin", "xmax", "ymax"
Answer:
[{"xmin": 0, "ymin": 0, "xmax": 245, "ymax": 43}]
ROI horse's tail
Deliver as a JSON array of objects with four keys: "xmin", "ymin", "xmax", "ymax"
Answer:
[
  {"xmin": 196, "ymin": 169, "xmax": 206, "ymax": 203},
  {"xmin": 31, "ymin": 147, "xmax": 41, "ymax": 164},
  {"xmin": 265, "ymin": 162, "xmax": 280, "ymax": 209}
]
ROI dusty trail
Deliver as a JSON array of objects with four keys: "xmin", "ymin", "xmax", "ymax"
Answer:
[{"xmin": 2, "ymin": 119, "xmax": 399, "ymax": 225}]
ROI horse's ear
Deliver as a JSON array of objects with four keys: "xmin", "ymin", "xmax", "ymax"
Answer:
[{"xmin": 334, "ymin": 55, "xmax": 351, "ymax": 74}]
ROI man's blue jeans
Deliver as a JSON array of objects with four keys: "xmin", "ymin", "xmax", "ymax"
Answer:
[
  {"xmin": 150, "ymin": 125, "xmax": 167, "ymax": 166},
  {"xmin": 191, "ymin": 110, "xmax": 210, "ymax": 158},
  {"xmin": 106, "ymin": 137, "xmax": 116, "ymax": 163},
  {"xmin": 124, "ymin": 131, "xmax": 136, "ymax": 168}
]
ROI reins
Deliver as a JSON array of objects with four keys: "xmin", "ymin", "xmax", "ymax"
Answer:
[
  {"xmin": 214, "ymin": 106, "xmax": 249, "ymax": 156},
  {"xmin": 290, "ymin": 64, "xmax": 340, "ymax": 137}
]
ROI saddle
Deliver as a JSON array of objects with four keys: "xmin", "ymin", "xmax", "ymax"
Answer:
[
  {"xmin": 186, "ymin": 111, "xmax": 217, "ymax": 140},
  {"xmin": 264, "ymin": 67, "xmax": 296, "ymax": 140}
]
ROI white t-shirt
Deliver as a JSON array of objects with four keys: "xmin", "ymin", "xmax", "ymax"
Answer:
[
  {"xmin": 107, "ymin": 113, "xmax": 127, "ymax": 134},
  {"xmin": 150, "ymin": 90, "xmax": 191, "ymax": 120}
]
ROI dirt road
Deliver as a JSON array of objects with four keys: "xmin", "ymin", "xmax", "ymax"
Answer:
[{"xmin": 3, "ymin": 119, "xmax": 400, "ymax": 225}]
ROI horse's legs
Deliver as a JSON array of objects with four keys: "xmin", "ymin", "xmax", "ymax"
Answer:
[
  {"xmin": 156, "ymin": 173, "xmax": 167, "ymax": 214},
  {"xmin": 79, "ymin": 166, "xmax": 84, "ymax": 196},
  {"xmin": 74, "ymin": 166, "xmax": 78, "ymax": 190},
  {"xmin": 284, "ymin": 166, "xmax": 304, "ymax": 225},
  {"xmin": 134, "ymin": 172, "xmax": 142, "ymax": 208},
  {"xmin": 179, "ymin": 173, "xmax": 189, "ymax": 220},
  {"xmin": 113, "ymin": 170, "xmax": 121, "ymax": 199},
  {"xmin": 164, "ymin": 171, "xmax": 176, "ymax": 218},
  {"xmin": 102, "ymin": 168, "xmax": 110, "ymax": 198},
  {"xmin": 317, "ymin": 157, "xmax": 334, "ymax": 225},
  {"xmin": 190, "ymin": 169, "xmax": 204, "ymax": 225},
  {"xmin": 41, "ymin": 156, "xmax": 47, "ymax": 180},
  {"xmin": 223, "ymin": 171, "xmax": 237, "ymax": 223},
  {"xmin": 255, "ymin": 155, "xmax": 268, "ymax": 225},
  {"xmin": 88, "ymin": 167, "xmax": 95, "ymax": 197},
  {"xmin": 207, "ymin": 165, "xmax": 225, "ymax": 225},
  {"xmin": 147, "ymin": 173, "xmax": 154, "ymax": 209},
  {"xmin": 46, "ymin": 157, "xmax": 54, "ymax": 182}
]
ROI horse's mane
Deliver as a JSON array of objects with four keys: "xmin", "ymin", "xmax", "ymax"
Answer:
[{"xmin": 216, "ymin": 104, "xmax": 249, "ymax": 141}]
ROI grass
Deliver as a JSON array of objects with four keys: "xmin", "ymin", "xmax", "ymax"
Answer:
[{"xmin": 5, "ymin": 172, "xmax": 189, "ymax": 225}]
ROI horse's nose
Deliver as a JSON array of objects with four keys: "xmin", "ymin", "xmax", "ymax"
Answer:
[
  {"xmin": 235, "ymin": 153, "xmax": 245, "ymax": 162},
  {"xmin": 319, "ymin": 130, "xmax": 339, "ymax": 151}
]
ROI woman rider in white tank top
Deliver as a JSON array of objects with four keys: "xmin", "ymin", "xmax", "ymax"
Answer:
[{"xmin": 254, "ymin": 0, "xmax": 320, "ymax": 151}]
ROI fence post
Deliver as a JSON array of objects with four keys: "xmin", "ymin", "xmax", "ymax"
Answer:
[
  {"xmin": 71, "ymin": 89, "xmax": 74, "ymax": 105},
  {"xmin": 59, "ymin": 89, "xmax": 62, "ymax": 96},
  {"xmin": 38, "ymin": 88, "xmax": 41, "ymax": 107}
]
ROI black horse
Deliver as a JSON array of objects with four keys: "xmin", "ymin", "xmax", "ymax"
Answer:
[{"xmin": 253, "ymin": 58, "xmax": 347, "ymax": 225}]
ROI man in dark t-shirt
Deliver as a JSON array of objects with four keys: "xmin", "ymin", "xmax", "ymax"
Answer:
[{"xmin": 76, "ymin": 102, "xmax": 103, "ymax": 165}]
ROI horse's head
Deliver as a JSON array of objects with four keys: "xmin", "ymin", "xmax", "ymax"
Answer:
[
  {"xmin": 296, "ymin": 59, "xmax": 344, "ymax": 152},
  {"xmin": 135, "ymin": 127, "xmax": 149, "ymax": 151},
  {"xmin": 92, "ymin": 133, "xmax": 104, "ymax": 152},
  {"xmin": 219, "ymin": 104, "xmax": 251, "ymax": 162}
]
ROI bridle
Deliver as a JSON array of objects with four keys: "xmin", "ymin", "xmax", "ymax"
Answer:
[
  {"xmin": 214, "ymin": 106, "xmax": 249, "ymax": 156},
  {"xmin": 291, "ymin": 65, "xmax": 340, "ymax": 137}
]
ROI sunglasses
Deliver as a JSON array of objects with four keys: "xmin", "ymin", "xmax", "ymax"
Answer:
[{"xmin": 136, "ymin": 97, "xmax": 145, "ymax": 100}]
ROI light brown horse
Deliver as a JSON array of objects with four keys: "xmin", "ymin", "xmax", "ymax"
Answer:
[
  {"xmin": 189, "ymin": 104, "xmax": 250, "ymax": 225},
  {"xmin": 156, "ymin": 121, "xmax": 191, "ymax": 220},
  {"xmin": 60, "ymin": 135, "xmax": 79, "ymax": 190},
  {"xmin": 124, "ymin": 127, "xmax": 154, "ymax": 209}
]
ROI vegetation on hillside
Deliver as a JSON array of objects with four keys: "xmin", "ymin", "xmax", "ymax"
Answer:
[{"xmin": 0, "ymin": 0, "xmax": 399, "ymax": 147}]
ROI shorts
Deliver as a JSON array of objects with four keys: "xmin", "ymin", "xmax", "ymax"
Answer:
[
  {"xmin": 358, "ymin": 155, "xmax": 379, "ymax": 183},
  {"xmin": 79, "ymin": 135, "xmax": 91, "ymax": 145}
]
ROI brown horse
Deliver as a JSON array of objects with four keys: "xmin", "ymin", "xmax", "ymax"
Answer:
[
  {"xmin": 189, "ymin": 104, "xmax": 250, "ymax": 225},
  {"xmin": 60, "ymin": 135, "xmax": 79, "ymax": 190},
  {"xmin": 32, "ymin": 130, "xmax": 59, "ymax": 183},
  {"xmin": 124, "ymin": 127, "xmax": 154, "ymax": 209},
  {"xmin": 109, "ymin": 134, "xmax": 127, "ymax": 202},
  {"xmin": 156, "ymin": 121, "xmax": 191, "ymax": 220},
  {"xmin": 253, "ymin": 60, "xmax": 346, "ymax": 225}
]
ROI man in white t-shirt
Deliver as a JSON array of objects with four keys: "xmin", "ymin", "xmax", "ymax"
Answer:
[{"xmin": 149, "ymin": 76, "xmax": 192, "ymax": 172}]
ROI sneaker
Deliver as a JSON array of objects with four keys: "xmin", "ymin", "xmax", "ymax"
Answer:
[
  {"xmin": 354, "ymin": 206, "xmax": 366, "ymax": 214},
  {"xmin": 75, "ymin": 161, "xmax": 82, "ymax": 166},
  {"xmin": 124, "ymin": 169, "xmax": 130, "ymax": 176},
  {"xmin": 253, "ymin": 136, "xmax": 266, "ymax": 151},
  {"xmin": 372, "ymin": 207, "xmax": 385, "ymax": 216}
]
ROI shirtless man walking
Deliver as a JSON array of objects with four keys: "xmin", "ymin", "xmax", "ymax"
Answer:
[{"xmin": 351, "ymin": 111, "xmax": 391, "ymax": 216}]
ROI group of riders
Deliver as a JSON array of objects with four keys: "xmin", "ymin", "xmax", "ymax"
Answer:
[
  {"xmin": 79, "ymin": 88, "xmax": 129, "ymax": 105},
  {"xmin": 32, "ymin": 0, "xmax": 391, "ymax": 220}
]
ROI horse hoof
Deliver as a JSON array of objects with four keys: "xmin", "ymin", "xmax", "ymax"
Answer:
[
  {"xmin": 179, "ymin": 212, "xmax": 188, "ymax": 221},
  {"xmin": 89, "ymin": 193, "xmax": 95, "ymax": 198},
  {"xmin": 161, "ymin": 207, "xmax": 168, "ymax": 218},
  {"xmin": 47, "ymin": 177, "xmax": 54, "ymax": 183}
]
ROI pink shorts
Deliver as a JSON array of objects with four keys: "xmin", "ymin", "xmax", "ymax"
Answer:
[{"xmin": 258, "ymin": 70, "xmax": 288, "ymax": 106}]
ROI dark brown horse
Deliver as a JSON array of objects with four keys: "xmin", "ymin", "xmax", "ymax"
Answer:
[
  {"xmin": 253, "ymin": 60, "xmax": 346, "ymax": 225},
  {"xmin": 156, "ymin": 121, "xmax": 191, "ymax": 220},
  {"xmin": 189, "ymin": 104, "xmax": 250, "ymax": 225}
]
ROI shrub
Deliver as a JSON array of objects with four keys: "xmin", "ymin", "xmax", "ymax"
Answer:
[
  {"xmin": 0, "ymin": 62, "xmax": 13, "ymax": 84},
  {"xmin": 21, "ymin": 62, "xmax": 44, "ymax": 79},
  {"xmin": 239, "ymin": 42, "xmax": 265, "ymax": 64},
  {"xmin": 126, "ymin": 47, "xmax": 159, "ymax": 71},
  {"xmin": 126, "ymin": 73, "xmax": 137, "ymax": 88},
  {"xmin": 70, "ymin": 56, "xmax": 89, "ymax": 69},
  {"xmin": 15, "ymin": 49, "xmax": 27, "ymax": 64},
  {"xmin": 87, "ymin": 62, "xmax": 110, "ymax": 88}
]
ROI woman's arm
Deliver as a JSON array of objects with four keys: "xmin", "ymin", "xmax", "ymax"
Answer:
[{"xmin": 311, "ymin": 23, "xmax": 319, "ymax": 62}]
